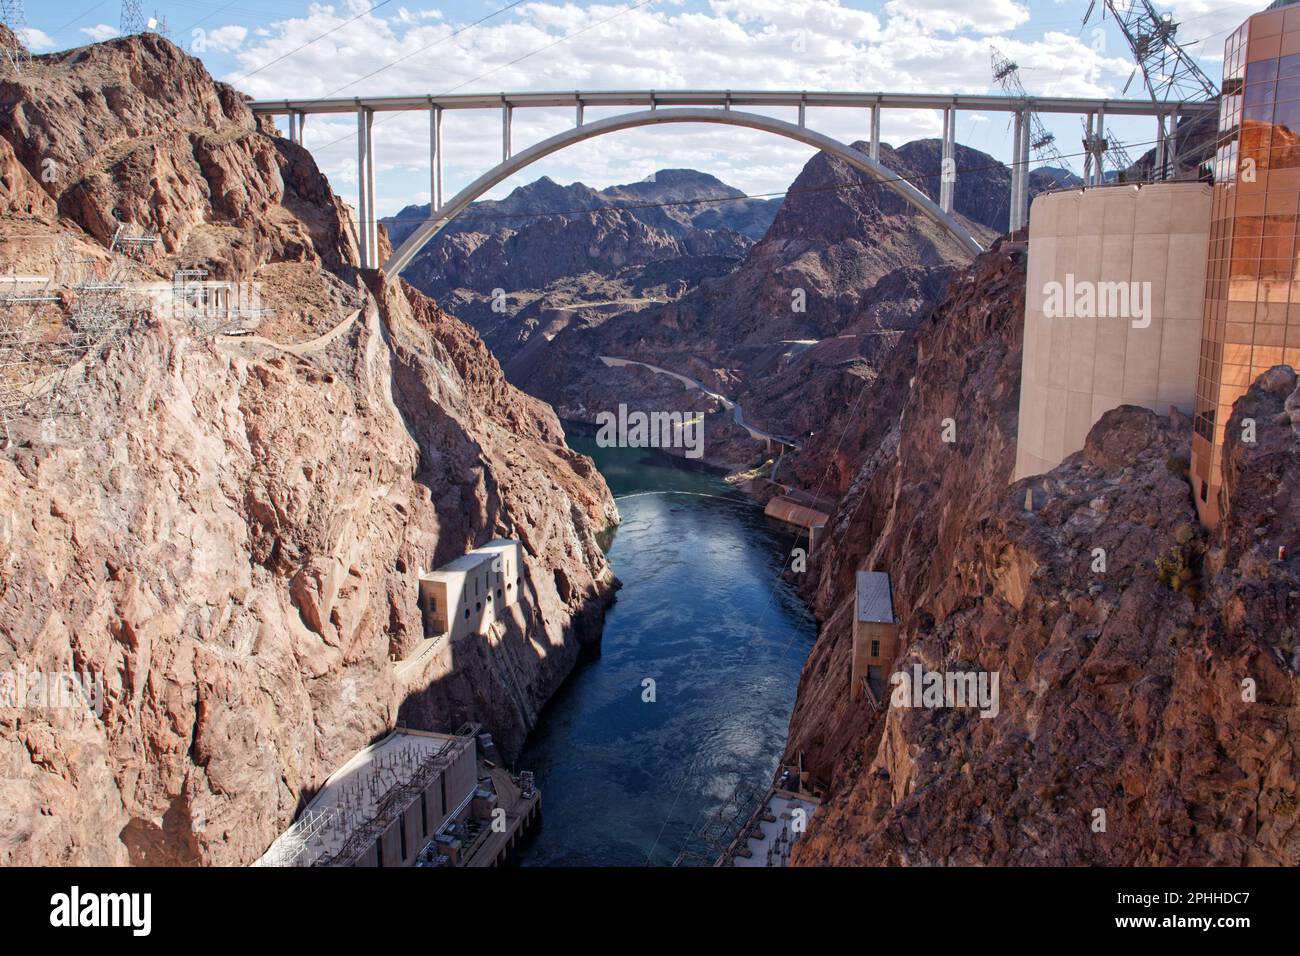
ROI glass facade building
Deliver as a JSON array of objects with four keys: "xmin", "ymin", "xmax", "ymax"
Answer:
[{"xmin": 1192, "ymin": 3, "xmax": 1300, "ymax": 526}]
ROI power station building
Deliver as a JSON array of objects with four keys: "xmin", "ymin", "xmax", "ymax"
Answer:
[
  {"xmin": 418, "ymin": 539, "xmax": 523, "ymax": 641},
  {"xmin": 255, "ymin": 727, "xmax": 478, "ymax": 868},
  {"xmin": 850, "ymin": 571, "xmax": 898, "ymax": 704}
]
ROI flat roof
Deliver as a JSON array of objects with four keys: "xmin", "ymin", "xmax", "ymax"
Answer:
[
  {"xmin": 256, "ymin": 728, "xmax": 463, "ymax": 866},
  {"xmin": 856, "ymin": 570, "xmax": 895, "ymax": 624},
  {"xmin": 422, "ymin": 539, "xmax": 518, "ymax": 578},
  {"xmin": 728, "ymin": 791, "xmax": 820, "ymax": 868}
]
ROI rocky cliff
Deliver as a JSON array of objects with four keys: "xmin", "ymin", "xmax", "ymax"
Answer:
[
  {"xmin": 388, "ymin": 170, "xmax": 779, "ymax": 363},
  {"xmin": 0, "ymin": 35, "xmax": 618, "ymax": 865},
  {"xmin": 783, "ymin": 242, "xmax": 1299, "ymax": 865},
  {"xmin": 502, "ymin": 140, "xmax": 1016, "ymax": 472}
]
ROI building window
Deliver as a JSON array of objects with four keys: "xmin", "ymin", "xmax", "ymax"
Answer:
[
  {"xmin": 399, "ymin": 819, "xmax": 408, "ymax": 861},
  {"xmin": 376, "ymin": 838, "xmax": 384, "ymax": 868},
  {"xmin": 1201, "ymin": 480, "xmax": 1209, "ymax": 502},
  {"xmin": 871, "ymin": 640, "xmax": 880, "ymax": 658},
  {"xmin": 463, "ymin": 608, "xmax": 470, "ymax": 620},
  {"xmin": 497, "ymin": 588, "xmax": 502, "ymax": 600},
  {"xmin": 476, "ymin": 601, "xmax": 481, "ymax": 612},
  {"xmin": 421, "ymin": 792, "xmax": 428, "ymax": 835}
]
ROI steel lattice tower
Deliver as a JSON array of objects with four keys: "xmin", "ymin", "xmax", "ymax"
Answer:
[
  {"xmin": 120, "ymin": 0, "xmax": 145, "ymax": 36},
  {"xmin": 990, "ymin": 49, "xmax": 1075, "ymax": 173},
  {"xmin": 1084, "ymin": 1, "xmax": 1219, "ymax": 178},
  {"xmin": 1085, "ymin": 0, "xmax": 1218, "ymax": 105},
  {"xmin": 1, "ymin": 0, "xmax": 31, "ymax": 74}
]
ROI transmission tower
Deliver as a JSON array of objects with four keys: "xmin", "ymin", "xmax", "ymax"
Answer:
[
  {"xmin": 1084, "ymin": 0, "xmax": 1219, "ymax": 180},
  {"xmin": 990, "ymin": 49, "xmax": 1074, "ymax": 174},
  {"xmin": 1084, "ymin": 0, "xmax": 1218, "ymax": 105},
  {"xmin": 1, "ymin": 0, "xmax": 31, "ymax": 74},
  {"xmin": 120, "ymin": 0, "xmax": 145, "ymax": 36},
  {"xmin": 1081, "ymin": 119, "xmax": 1137, "ymax": 183}
]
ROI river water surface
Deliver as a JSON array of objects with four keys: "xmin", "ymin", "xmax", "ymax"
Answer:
[{"xmin": 515, "ymin": 436, "xmax": 816, "ymax": 866}]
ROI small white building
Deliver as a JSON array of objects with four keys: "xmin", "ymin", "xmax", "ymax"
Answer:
[{"xmin": 418, "ymin": 539, "xmax": 523, "ymax": 642}]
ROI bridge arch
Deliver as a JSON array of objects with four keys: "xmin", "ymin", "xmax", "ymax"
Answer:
[{"xmin": 383, "ymin": 107, "xmax": 984, "ymax": 276}]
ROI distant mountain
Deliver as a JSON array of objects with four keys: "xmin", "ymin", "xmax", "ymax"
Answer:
[
  {"xmin": 382, "ymin": 169, "xmax": 781, "ymax": 361},
  {"xmin": 382, "ymin": 168, "xmax": 780, "ymax": 264},
  {"xmin": 512, "ymin": 138, "xmax": 1015, "ymax": 455}
]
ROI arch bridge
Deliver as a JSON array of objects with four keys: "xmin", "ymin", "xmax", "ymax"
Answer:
[{"xmin": 248, "ymin": 89, "xmax": 1218, "ymax": 274}]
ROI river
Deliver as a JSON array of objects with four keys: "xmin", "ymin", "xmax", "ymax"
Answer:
[{"xmin": 514, "ymin": 435, "xmax": 817, "ymax": 866}]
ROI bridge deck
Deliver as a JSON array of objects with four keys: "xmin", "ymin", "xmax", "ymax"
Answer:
[{"xmin": 250, "ymin": 89, "xmax": 1216, "ymax": 117}]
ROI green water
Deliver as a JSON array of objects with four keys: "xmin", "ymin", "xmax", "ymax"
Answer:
[{"xmin": 514, "ymin": 436, "xmax": 816, "ymax": 866}]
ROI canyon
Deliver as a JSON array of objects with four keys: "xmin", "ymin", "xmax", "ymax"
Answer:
[
  {"xmin": 0, "ymin": 32, "xmax": 616, "ymax": 865},
  {"xmin": 0, "ymin": 26, "xmax": 1295, "ymax": 871}
]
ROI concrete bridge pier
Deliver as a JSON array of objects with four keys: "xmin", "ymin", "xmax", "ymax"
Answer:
[
  {"xmin": 939, "ymin": 105, "xmax": 956, "ymax": 214},
  {"xmin": 1010, "ymin": 108, "xmax": 1031, "ymax": 232},
  {"xmin": 430, "ymin": 104, "xmax": 443, "ymax": 210},
  {"xmin": 356, "ymin": 106, "xmax": 378, "ymax": 269},
  {"xmin": 869, "ymin": 102, "xmax": 880, "ymax": 161}
]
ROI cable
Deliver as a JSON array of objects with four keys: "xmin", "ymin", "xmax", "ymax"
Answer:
[
  {"xmin": 298, "ymin": 0, "xmax": 659, "ymax": 156},
  {"xmin": 44, "ymin": 0, "xmax": 111, "ymax": 38},
  {"xmin": 230, "ymin": 0, "xmax": 395, "ymax": 83},
  {"xmin": 320, "ymin": 0, "xmax": 530, "ymax": 99}
]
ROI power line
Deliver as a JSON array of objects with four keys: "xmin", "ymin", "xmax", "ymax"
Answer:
[
  {"xmin": 230, "ymin": 0, "xmax": 395, "ymax": 83},
  {"xmin": 321, "ymin": 0, "xmax": 530, "ymax": 99}
]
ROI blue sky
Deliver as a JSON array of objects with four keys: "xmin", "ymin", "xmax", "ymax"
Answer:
[{"xmin": 12, "ymin": 1, "xmax": 1261, "ymax": 217}]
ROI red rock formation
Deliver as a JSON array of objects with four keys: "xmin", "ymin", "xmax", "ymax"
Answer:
[
  {"xmin": 784, "ymin": 244, "xmax": 1299, "ymax": 865},
  {"xmin": 0, "ymin": 35, "xmax": 617, "ymax": 865}
]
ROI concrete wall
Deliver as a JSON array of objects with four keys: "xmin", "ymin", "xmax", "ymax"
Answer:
[
  {"xmin": 445, "ymin": 742, "xmax": 478, "ymax": 815},
  {"xmin": 419, "ymin": 540, "xmax": 524, "ymax": 642},
  {"xmin": 850, "ymin": 620, "xmax": 897, "ymax": 701},
  {"xmin": 1015, "ymin": 183, "xmax": 1210, "ymax": 480}
]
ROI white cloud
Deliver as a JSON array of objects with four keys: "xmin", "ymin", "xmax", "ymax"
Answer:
[
  {"xmin": 17, "ymin": 28, "xmax": 55, "ymax": 51},
  {"xmin": 81, "ymin": 24, "xmax": 119, "ymax": 43},
  {"xmin": 1167, "ymin": 2, "xmax": 1264, "ymax": 52},
  {"xmin": 218, "ymin": 1, "xmax": 1185, "ymax": 214},
  {"xmin": 884, "ymin": 0, "xmax": 1029, "ymax": 35},
  {"xmin": 205, "ymin": 26, "xmax": 250, "ymax": 53}
]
